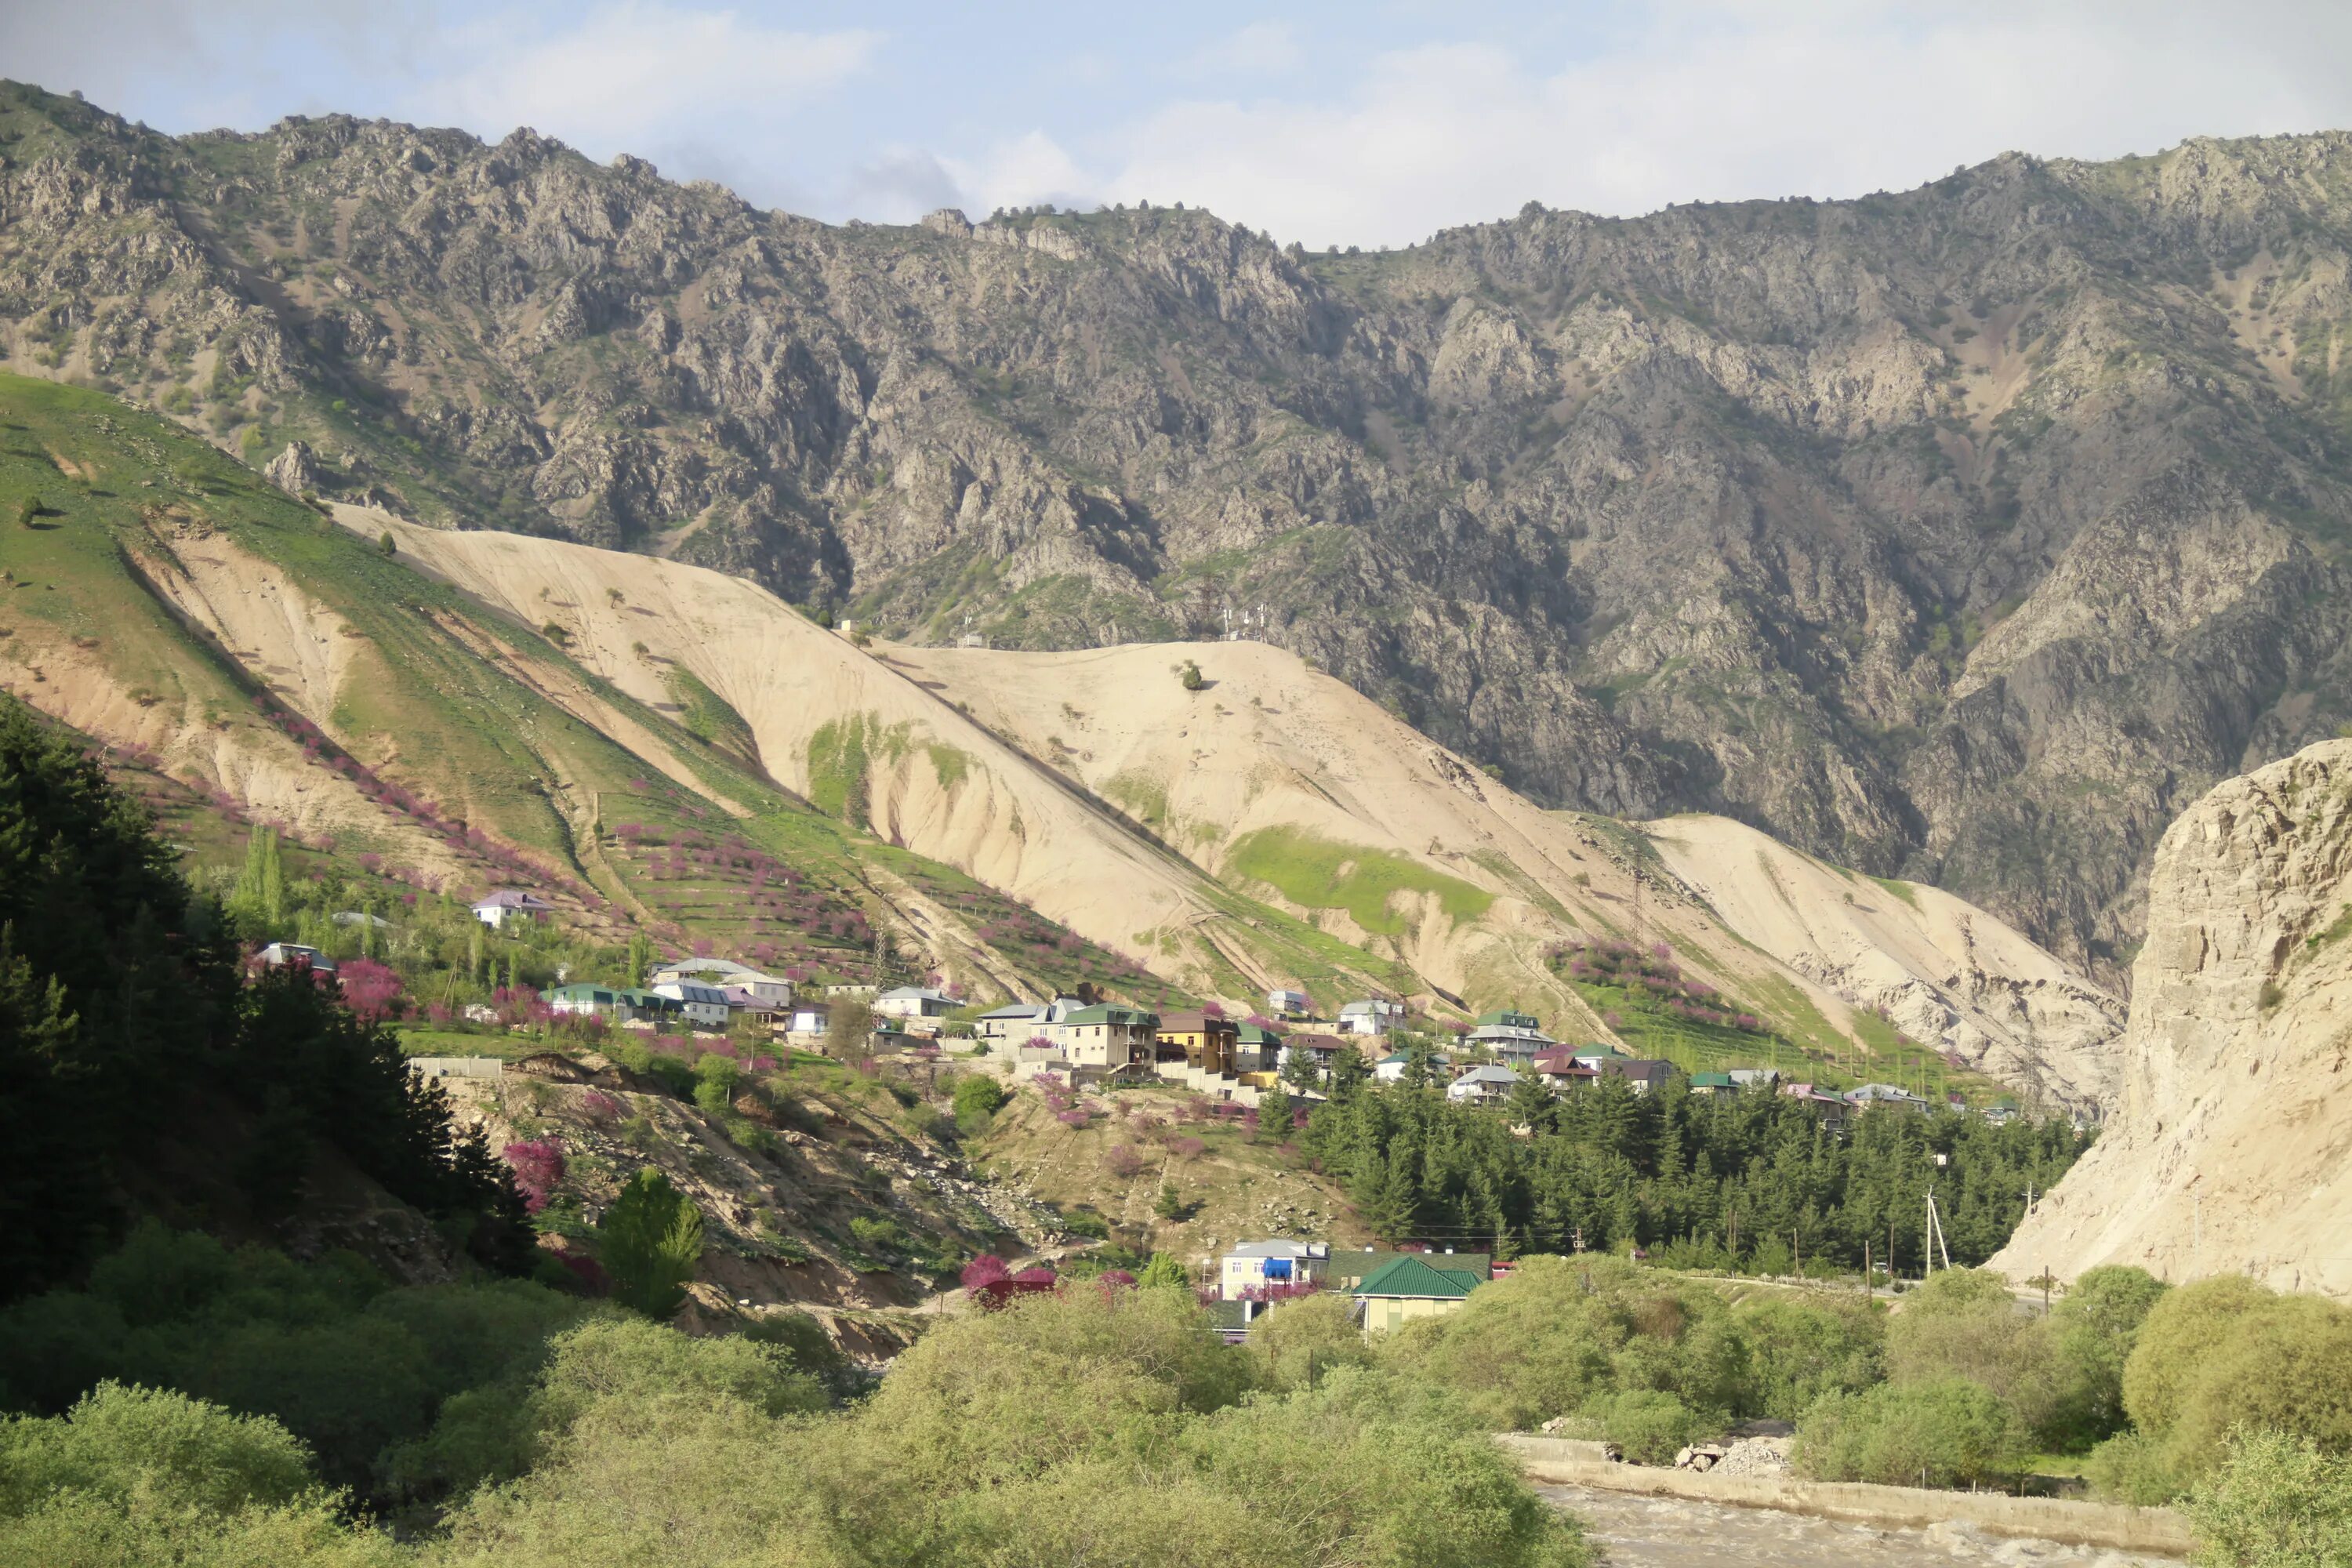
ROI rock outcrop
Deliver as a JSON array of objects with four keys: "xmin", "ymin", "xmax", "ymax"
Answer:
[
  {"xmin": 7, "ymin": 82, "xmax": 2352, "ymax": 981},
  {"xmin": 1994, "ymin": 740, "xmax": 2352, "ymax": 1296}
]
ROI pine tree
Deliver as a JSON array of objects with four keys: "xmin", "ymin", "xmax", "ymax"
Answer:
[{"xmin": 1258, "ymin": 1084, "xmax": 1294, "ymax": 1139}]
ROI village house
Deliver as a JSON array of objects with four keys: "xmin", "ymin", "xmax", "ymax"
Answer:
[
  {"xmin": 1155, "ymin": 1011, "xmax": 1240, "ymax": 1076},
  {"xmin": 1328, "ymin": 1249, "xmax": 1490, "ymax": 1292},
  {"xmin": 976, "ymin": 1001, "xmax": 1048, "ymax": 1045},
  {"xmin": 1730, "ymin": 1068, "xmax": 1782, "ymax": 1090},
  {"xmin": 470, "ymin": 889, "xmax": 555, "ymax": 929},
  {"xmin": 1600, "ymin": 1058, "xmax": 1673, "ymax": 1094},
  {"xmin": 651, "ymin": 958, "xmax": 792, "ymax": 1006},
  {"xmin": 1335, "ymin": 998, "xmax": 1406, "ymax": 1036},
  {"xmin": 257, "ymin": 941, "xmax": 336, "ymax": 975},
  {"xmin": 1465, "ymin": 1009, "xmax": 1555, "ymax": 1063},
  {"xmin": 874, "ymin": 985, "xmax": 960, "ymax": 1021},
  {"xmin": 1353, "ymin": 1254, "xmax": 1483, "ymax": 1334},
  {"xmin": 545, "ymin": 983, "xmax": 626, "ymax": 1018},
  {"xmin": 1535, "ymin": 1057, "xmax": 1599, "ymax": 1091},
  {"xmin": 782, "ymin": 1000, "xmax": 830, "ymax": 1036},
  {"xmin": 719, "ymin": 985, "xmax": 781, "ymax": 1025},
  {"xmin": 1232, "ymin": 1022, "xmax": 1284, "ymax": 1074},
  {"xmin": 1689, "ymin": 1071, "xmax": 1739, "ymax": 1098},
  {"xmin": 1276, "ymin": 1033, "xmax": 1353, "ymax": 1078},
  {"xmin": 1446, "ymin": 1063, "xmax": 1521, "ymax": 1104},
  {"xmin": 1373, "ymin": 1051, "xmax": 1450, "ymax": 1083},
  {"xmin": 1265, "ymin": 988, "xmax": 1312, "ymax": 1019},
  {"xmin": 650, "ymin": 979, "xmax": 730, "ymax": 1029},
  {"xmin": 1780, "ymin": 1082, "xmax": 1850, "ymax": 1127},
  {"xmin": 1036, "ymin": 1003, "xmax": 1159, "ymax": 1070},
  {"xmin": 1218, "ymin": 1240, "xmax": 1330, "ymax": 1301},
  {"xmin": 1846, "ymin": 1082, "xmax": 1933, "ymax": 1113}
]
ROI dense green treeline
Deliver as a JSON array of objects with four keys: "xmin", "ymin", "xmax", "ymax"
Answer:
[
  {"xmin": 1301, "ymin": 1073, "xmax": 2087, "ymax": 1270},
  {"xmin": 0, "ymin": 696, "xmax": 531, "ymax": 1298}
]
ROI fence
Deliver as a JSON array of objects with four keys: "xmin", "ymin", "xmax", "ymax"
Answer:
[{"xmin": 405, "ymin": 1056, "xmax": 506, "ymax": 1081}]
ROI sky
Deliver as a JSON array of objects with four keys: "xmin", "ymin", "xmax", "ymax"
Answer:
[{"xmin": 9, "ymin": 1, "xmax": 2352, "ymax": 249}]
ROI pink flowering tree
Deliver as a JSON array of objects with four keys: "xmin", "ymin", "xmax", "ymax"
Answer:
[
  {"xmin": 336, "ymin": 958, "xmax": 403, "ymax": 1023},
  {"xmin": 501, "ymin": 1139, "xmax": 565, "ymax": 1214}
]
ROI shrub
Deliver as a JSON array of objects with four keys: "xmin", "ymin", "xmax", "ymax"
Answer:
[
  {"xmin": 2085, "ymin": 1428, "xmax": 2183, "ymax": 1505},
  {"xmin": 691, "ymin": 1054, "xmax": 740, "ymax": 1118},
  {"xmin": 597, "ymin": 1168, "xmax": 703, "ymax": 1319},
  {"xmin": 1798, "ymin": 1378, "xmax": 2028, "ymax": 1489},
  {"xmin": 377, "ymin": 530, "xmax": 396, "ymax": 555},
  {"xmin": 2125, "ymin": 1276, "xmax": 2277, "ymax": 1439},
  {"xmin": 1247, "ymin": 1293, "xmax": 1373, "ymax": 1392},
  {"xmin": 2043, "ymin": 1265, "xmax": 2167, "ymax": 1451},
  {"xmin": 953, "ymin": 1073, "xmax": 1006, "ymax": 1134},
  {"xmin": 1103, "ymin": 1143, "xmax": 1145, "ymax": 1179},
  {"xmin": 1584, "ymin": 1389, "xmax": 1704, "ymax": 1465},
  {"xmin": 1733, "ymin": 1295, "xmax": 1886, "ymax": 1421},
  {"xmin": 2184, "ymin": 1428, "xmax": 2352, "ymax": 1568},
  {"xmin": 1178, "ymin": 659, "xmax": 1205, "ymax": 691},
  {"xmin": 0, "ymin": 1382, "xmax": 319, "ymax": 1519},
  {"xmin": 1884, "ymin": 1267, "xmax": 2063, "ymax": 1439},
  {"xmin": 2165, "ymin": 1294, "xmax": 2352, "ymax": 1483}
]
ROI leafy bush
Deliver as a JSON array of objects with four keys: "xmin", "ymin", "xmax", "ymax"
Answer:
[
  {"xmin": 2042, "ymin": 1265, "xmax": 2167, "ymax": 1451},
  {"xmin": 2184, "ymin": 1428, "xmax": 2352, "ymax": 1568},
  {"xmin": 1247, "ymin": 1293, "xmax": 1373, "ymax": 1392},
  {"xmin": 1797, "ymin": 1378, "xmax": 2029, "ymax": 1488},
  {"xmin": 1884, "ymin": 1267, "xmax": 2063, "ymax": 1440},
  {"xmin": 597, "ymin": 1168, "xmax": 704, "ymax": 1319},
  {"xmin": 950, "ymin": 1073, "xmax": 1007, "ymax": 1134},
  {"xmin": 2118, "ymin": 1276, "xmax": 2352, "ymax": 1490},
  {"xmin": 1584, "ymin": 1389, "xmax": 1704, "ymax": 1465},
  {"xmin": 2125, "ymin": 1276, "xmax": 2277, "ymax": 1438},
  {"xmin": 1733, "ymin": 1295, "xmax": 1885, "ymax": 1421},
  {"xmin": 0, "ymin": 1382, "xmax": 319, "ymax": 1518}
]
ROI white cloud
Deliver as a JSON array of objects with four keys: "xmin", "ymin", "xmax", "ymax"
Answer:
[
  {"xmin": 947, "ymin": 129, "xmax": 1098, "ymax": 218},
  {"xmin": 417, "ymin": 4, "xmax": 879, "ymax": 159},
  {"xmin": 960, "ymin": 2, "xmax": 2352, "ymax": 249}
]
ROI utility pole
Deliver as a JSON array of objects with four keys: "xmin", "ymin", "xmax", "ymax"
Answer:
[{"xmin": 1864, "ymin": 1239, "xmax": 1872, "ymax": 1298}]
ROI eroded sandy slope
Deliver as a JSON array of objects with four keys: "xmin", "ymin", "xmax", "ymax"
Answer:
[
  {"xmin": 1645, "ymin": 815, "xmax": 2125, "ymax": 1109},
  {"xmin": 1994, "ymin": 739, "xmax": 2352, "ymax": 1295}
]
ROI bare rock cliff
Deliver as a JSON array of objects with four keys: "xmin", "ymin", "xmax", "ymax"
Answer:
[{"xmin": 1994, "ymin": 739, "xmax": 2352, "ymax": 1294}]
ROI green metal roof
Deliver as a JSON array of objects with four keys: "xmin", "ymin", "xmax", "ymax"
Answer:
[
  {"xmin": 1690, "ymin": 1072, "xmax": 1737, "ymax": 1088},
  {"xmin": 1352, "ymin": 1255, "xmax": 1483, "ymax": 1300},
  {"xmin": 1330, "ymin": 1250, "xmax": 1490, "ymax": 1289},
  {"xmin": 1059, "ymin": 1004, "xmax": 1160, "ymax": 1027},
  {"xmin": 1234, "ymin": 1024, "xmax": 1283, "ymax": 1045},
  {"xmin": 1476, "ymin": 1010, "xmax": 1540, "ymax": 1029}
]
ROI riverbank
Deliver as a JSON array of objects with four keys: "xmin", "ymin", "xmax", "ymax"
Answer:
[{"xmin": 1502, "ymin": 1436, "xmax": 2190, "ymax": 1559}]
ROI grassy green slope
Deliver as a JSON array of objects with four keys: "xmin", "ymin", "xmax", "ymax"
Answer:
[{"xmin": 0, "ymin": 376, "xmax": 1200, "ymax": 1002}]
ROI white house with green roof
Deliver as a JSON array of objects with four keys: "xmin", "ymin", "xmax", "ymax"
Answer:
[{"xmin": 1036, "ymin": 1003, "xmax": 1160, "ymax": 1070}]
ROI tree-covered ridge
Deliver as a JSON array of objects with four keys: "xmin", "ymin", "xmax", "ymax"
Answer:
[
  {"xmin": 0, "ymin": 694, "xmax": 532, "ymax": 1298},
  {"xmin": 1304, "ymin": 1073, "xmax": 2087, "ymax": 1272}
]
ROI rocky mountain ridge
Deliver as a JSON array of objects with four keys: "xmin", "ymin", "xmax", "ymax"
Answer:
[{"xmin": 6, "ymin": 80, "xmax": 2352, "ymax": 981}]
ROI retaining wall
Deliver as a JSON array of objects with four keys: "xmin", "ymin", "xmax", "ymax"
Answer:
[{"xmin": 1499, "ymin": 1436, "xmax": 2191, "ymax": 1557}]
